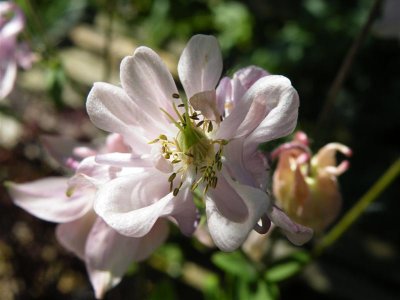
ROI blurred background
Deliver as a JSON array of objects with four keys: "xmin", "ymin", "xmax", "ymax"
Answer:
[{"xmin": 0, "ymin": 0, "xmax": 399, "ymax": 299}]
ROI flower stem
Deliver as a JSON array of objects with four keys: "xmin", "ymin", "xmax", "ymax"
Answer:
[
  {"xmin": 316, "ymin": 0, "xmax": 383, "ymax": 132},
  {"xmin": 313, "ymin": 157, "xmax": 400, "ymax": 256}
]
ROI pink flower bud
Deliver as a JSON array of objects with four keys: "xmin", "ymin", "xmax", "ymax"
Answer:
[{"xmin": 273, "ymin": 132, "xmax": 351, "ymax": 233}]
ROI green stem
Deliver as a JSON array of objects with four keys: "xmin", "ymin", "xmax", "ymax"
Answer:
[
  {"xmin": 316, "ymin": 0, "xmax": 383, "ymax": 135},
  {"xmin": 313, "ymin": 158, "xmax": 400, "ymax": 256}
]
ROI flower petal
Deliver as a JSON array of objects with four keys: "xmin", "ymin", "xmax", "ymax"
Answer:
[
  {"xmin": 207, "ymin": 171, "xmax": 249, "ymax": 222},
  {"xmin": 93, "ymin": 170, "xmax": 176, "ymax": 237},
  {"xmin": 0, "ymin": 56, "xmax": 17, "ymax": 99},
  {"xmin": 0, "ymin": 2, "xmax": 24, "ymax": 38},
  {"xmin": 85, "ymin": 218, "xmax": 169, "ymax": 299},
  {"xmin": 120, "ymin": 46, "xmax": 179, "ymax": 128},
  {"xmin": 217, "ymin": 75, "xmax": 299, "ymax": 146},
  {"xmin": 312, "ymin": 143, "xmax": 352, "ymax": 176},
  {"xmin": 267, "ymin": 205, "xmax": 313, "ymax": 245},
  {"xmin": 206, "ymin": 179, "xmax": 270, "ymax": 252},
  {"xmin": 216, "ymin": 77, "xmax": 232, "ymax": 116},
  {"xmin": 189, "ymin": 90, "xmax": 221, "ymax": 122},
  {"xmin": 86, "ymin": 82, "xmax": 151, "ymax": 154},
  {"xmin": 55, "ymin": 210, "xmax": 97, "ymax": 260},
  {"xmin": 41, "ymin": 135, "xmax": 92, "ymax": 169},
  {"xmin": 178, "ymin": 35, "xmax": 222, "ymax": 99},
  {"xmin": 7, "ymin": 177, "xmax": 93, "ymax": 223}
]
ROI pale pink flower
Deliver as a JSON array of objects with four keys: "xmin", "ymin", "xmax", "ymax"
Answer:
[
  {"xmin": 272, "ymin": 132, "xmax": 352, "ymax": 233},
  {"xmin": 7, "ymin": 134, "xmax": 169, "ymax": 299},
  {"xmin": 0, "ymin": 1, "xmax": 34, "ymax": 99},
  {"xmin": 86, "ymin": 34, "xmax": 309, "ymax": 252}
]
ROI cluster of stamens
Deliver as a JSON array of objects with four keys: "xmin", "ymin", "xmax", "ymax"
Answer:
[{"xmin": 149, "ymin": 95, "xmax": 229, "ymax": 197}]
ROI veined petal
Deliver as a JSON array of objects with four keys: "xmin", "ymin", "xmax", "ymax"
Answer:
[
  {"xmin": 267, "ymin": 206, "xmax": 313, "ymax": 245},
  {"xmin": 120, "ymin": 46, "xmax": 180, "ymax": 128},
  {"xmin": 206, "ymin": 179, "xmax": 270, "ymax": 252},
  {"xmin": 216, "ymin": 77, "xmax": 232, "ymax": 116},
  {"xmin": 86, "ymin": 82, "xmax": 151, "ymax": 153},
  {"xmin": 168, "ymin": 182, "xmax": 198, "ymax": 236},
  {"xmin": 178, "ymin": 35, "xmax": 222, "ymax": 99},
  {"xmin": 55, "ymin": 210, "xmax": 97, "ymax": 260},
  {"xmin": 95, "ymin": 152, "xmax": 153, "ymax": 168},
  {"xmin": 206, "ymin": 172, "xmax": 249, "ymax": 222},
  {"xmin": 85, "ymin": 218, "xmax": 169, "ymax": 299},
  {"xmin": 7, "ymin": 177, "xmax": 93, "ymax": 223},
  {"xmin": 244, "ymin": 77, "xmax": 299, "ymax": 155},
  {"xmin": 93, "ymin": 170, "xmax": 175, "ymax": 237},
  {"xmin": 217, "ymin": 75, "xmax": 298, "ymax": 144}
]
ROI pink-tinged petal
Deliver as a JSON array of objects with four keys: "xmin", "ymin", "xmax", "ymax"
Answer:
[
  {"xmin": 75, "ymin": 156, "xmax": 118, "ymax": 183},
  {"xmin": 229, "ymin": 66, "xmax": 269, "ymax": 106},
  {"xmin": 267, "ymin": 206, "xmax": 313, "ymax": 246},
  {"xmin": 55, "ymin": 211, "xmax": 97, "ymax": 260},
  {"xmin": 245, "ymin": 75, "xmax": 299, "ymax": 153},
  {"xmin": 85, "ymin": 218, "xmax": 169, "ymax": 299},
  {"xmin": 105, "ymin": 133, "xmax": 130, "ymax": 153},
  {"xmin": 218, "ymin": 75, "xmax": 299, "ymax": 151},
  {"xmin": 41, "ymin": 135, "xmax": 93, "ymax": 169},
  {"xmin": 223, "ymin": 137, "xmax": 267, "ymax": 189},
  {"xmin": 178, "ymin": 35, "xmax": 222, "ymax": 99},
  {"xmin": 206, "ymin": 179, "xmax": 270, "ymax": 252},
  {"xmin": 93, "ymin": 170, "xmax": 175, "ymax": 237},
  {"xmin": 0, "ymin": 57, "xmax": 17, "ymax": 99},
  {"xmin": 216, "ymin": 77, "xmax": 232, "ymax": 115},
  {"xmin": 0, "ymin": 2, "xmax": 24, "ymax": 38},
  {"xmin": 167, "ymin": 183, "xmax": 198, "ymax": 236},
  {"xmin": 86, "ymin": 82, "xmax": 151, "ymax": 154},
  {"xmin": 233, "ymin": 66, "xmax": 269, "ymax": 91},
  {"xmin": 120, "ymin": 46, "xmax": 179, "ymax": 128},
  {"xmin": 312, "ymin": 143, "xmax": 352, "ymax": 176},
  {"xmin": 190, "ymin": 90, "xmax": 221, "ymax": 122},
  {"xmin": 207, "ymin": 172, "xmax": 249, "ymax": 222},
  {"xmin": 95, "ymin": 153, "xmax": 153, "ymax": 168},
  {"xmin": 7, "ymin": 177, "xmax": 93, "ymax": 223}
]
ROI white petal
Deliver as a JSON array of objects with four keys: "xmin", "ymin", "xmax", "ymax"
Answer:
[
  {"xmin": 0, "ymin": 57, "xmax": 17, "ymax": 99},
  {"xmin": 93, "ymin": 170, "xmax": 174, "ymax": 237},
  {"xmin": 244, "ymin": 77, "xmax": 299, "ymax": 155},
  {"xmin": 267, "ymin": 206, "xmax": 313, "ymax": 245},
  {"xmin": 120, "ymin": 46, "xmax": 179, "ymax": 130},
  {"xmin": 95, "ymin": 152, "xmax": 153, "ymax": 168},
  {"xmin": 86, "ymin": 82, "xmax": 151, "ymax": 153},
  {"xmin": 178, "ymin": 35, "xmax": 222, "ymax": 99},
  {"xmin": 7, "ymin": 177, "xmax": 93, "ymax": 223},
  {"xmin": 217, "ymin": 75, "xmax": 299, "ymax": 146},
  {"xmin": 85, "ymin": 218, "xmax": 169, "ymax": 299},
  {"xmin": 55, "ymin": 210, "xmax": 97, "ymax": 260},
  {"xmin": 206, "ymin": 172, "xmax": 249, "ymax": 222},
  {"xmin": 206, "ymin": 179, "xmax": 270, "ymax": 252}
]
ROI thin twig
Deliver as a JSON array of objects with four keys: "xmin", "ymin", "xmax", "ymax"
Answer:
[{"xmin": 316, "ymin": 0, "xmax": 383, "ymax": 130}]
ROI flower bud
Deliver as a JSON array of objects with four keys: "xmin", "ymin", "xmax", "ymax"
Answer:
[{"xmin": 273, "ymin": 132, "xmax": 351, "ymax": 233}]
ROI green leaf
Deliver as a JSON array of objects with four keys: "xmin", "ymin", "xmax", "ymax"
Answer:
[
  {"xmin": 149, "ymin": 279, "xmax": 177, "ymax": 300},
  {"xmin": 264, "ymin": 251, "xmax": 311, "ymax": 283},
  {"xmin": 212, "ymin": 251, "xmax": 257, "ymax": 281}
]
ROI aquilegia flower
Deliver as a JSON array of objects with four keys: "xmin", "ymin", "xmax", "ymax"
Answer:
[
  {"xmin": 87, "ymin": 34, "xmax": 312, "ymax": 251},
  {"xmin": 0, "ymin": 1, "xmax": 34, "ymax": 99},
  {"xmin": 272, "ymin": 131, "xmax": 352, "ymax": 233},
  {"xmin": 7, "ymin": 134, "xmax": 169, "ymax": 298}
]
